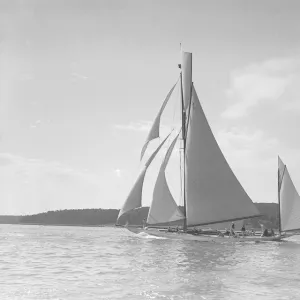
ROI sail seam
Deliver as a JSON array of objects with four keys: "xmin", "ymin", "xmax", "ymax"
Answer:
[{"xmin": 279, "ymin": 164, "xmax": 287, "ymax": 192}]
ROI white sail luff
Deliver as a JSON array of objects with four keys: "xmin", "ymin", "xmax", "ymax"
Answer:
[
  {"xmin": 185, "ymin": 86, "xmax": 260, "ymax": 227},
  {"xmin": 181, "ymin": 51, "xmax": 192, "ymax": 110},
  {"xmin": 140, "ymin": 81, "xmax": 178, "ymax": 160},
  {"xmin": 117, "ymin": 134, "xmax": 171, "ymax": 221},
  {"xmin": 147, "ymin": 132, "xmax": 184, "ymax": 224},
  {"xmin": 279, "ymin": 158, "xmax": 300, "ymax": 232}
]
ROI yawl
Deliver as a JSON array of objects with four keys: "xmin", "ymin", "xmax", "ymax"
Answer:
[{"xmin": 117, "ymin": 50, "xmax": 300, "ymax": 242}]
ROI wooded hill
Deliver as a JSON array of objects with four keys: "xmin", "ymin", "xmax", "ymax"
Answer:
[{"xmin": 0, "ymin": 203, "xmax": 279, "ymax": 229}]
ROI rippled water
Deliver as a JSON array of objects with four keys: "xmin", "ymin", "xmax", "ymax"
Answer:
[{"xmin": 1, "ymin": 225, "xmax": 300, "ymax": 299}]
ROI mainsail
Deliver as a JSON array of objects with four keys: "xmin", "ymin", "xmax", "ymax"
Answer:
[
  {"xmin": 117, "ymin": 134, "xmax": 170, "ymax": 221},
  {"xmin": 185, "ymin": 85, "xmax": 261, "ymax": 227},
  {"xmin": 140, "ymin": 81, "xmax": 178, "ymax": 160},
  {"xmin": 147, "ymin": 132, "xmax": 184, "ymax": 224},
  {"xmin": 279, "ymin": 156, "xmax": 300, "ymax": 232}
]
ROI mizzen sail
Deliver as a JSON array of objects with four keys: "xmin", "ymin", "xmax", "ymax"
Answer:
[
  {"xmin": 140, "ymin": 82, "xmax": 178, "ymax": 160},
  {"xmin": 185, "ymin": 86, "xmax": 261, "ymax": 227},
  {"xmin": 117, "ymin": 134, "xmax": 170, "ymax": 221},
  {"xmin": 279, "ymin": 157, "xmax": 300, "ymax": 232},
  {"xmin": 147, "ymin": 132, "xmax": 184, "ymax": 224}
]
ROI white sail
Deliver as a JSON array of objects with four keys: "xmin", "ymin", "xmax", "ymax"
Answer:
[
  {"xmin": 185, "ymin": 85, "xmax": 261, "ymax": 227},
  {"xmin": 279, "ymin": 157, "xmax": 300, "ymax": 232},
  {"xmin": 181, "ymin": 51, "xmax": 192, "ymax": 110},
  {"xmin": 278, "ymin": 156, "xmax": 285, "ymax": 182},
  {"xmin": 147, "ymin": 132, "xmax": 184, "ymax": 224},
  {"xmin": 140, "ymin": 82, "xmax": 178, "ymax": 160},
  {"xmin": 117, "ymin": 134, "xmax": 170, "ymax": 221}
]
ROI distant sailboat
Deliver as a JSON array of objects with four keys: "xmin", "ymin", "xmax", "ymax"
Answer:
[
  {"xmin": 278, "ymin": 156, "xmax": 300, "ymax": 236},
  {"xmin": 116, "ymin": 49, "xmax": 296, "ymax": 242}
]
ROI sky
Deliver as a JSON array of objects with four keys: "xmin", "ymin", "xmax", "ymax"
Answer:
[{"xmin": 1, "ymin": 0, "xmax": 300, "ymax": 215}]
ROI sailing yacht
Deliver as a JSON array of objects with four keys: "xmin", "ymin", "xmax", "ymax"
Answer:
[
  {"xmin": 117, "ymin": 50, "xmax": 299, "ymax": 242},
  {"xmin": 278, "ymin": 156, "xmax": 300, "ymax": 237}
]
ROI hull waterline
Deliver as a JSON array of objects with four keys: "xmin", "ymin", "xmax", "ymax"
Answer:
[{"xmin": 125, "ymin": 226, "xmax": 283, "ymax": 242}]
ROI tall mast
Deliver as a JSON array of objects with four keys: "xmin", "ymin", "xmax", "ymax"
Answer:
[
  {"xmin": 180, "ymin": 71, "xmax": 187, "ymax": 231},
  {"xmin": 179, "ymin": 49, "xmax": 192, "ymax": 232}
]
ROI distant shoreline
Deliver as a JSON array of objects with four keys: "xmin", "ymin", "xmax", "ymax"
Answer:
[
  {"xmin": 0, "ymin": 203, "xmax": 281, "ymax": 229},
  {"xmin": 0, "ymin": 223, "xmax": 117, "ymax": 228}
]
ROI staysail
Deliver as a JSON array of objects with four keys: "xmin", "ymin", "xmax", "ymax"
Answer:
[
  {"xmin": 279, "ymin": 156, "xmax": 300, "ymax": 232},
  {"xmin": 147, "ymin": 132, "xmax": 184, "ymax": 224},
  {"xmin": 140, "ymin": 81, "xmax": 178, "ymax": 160},
  {"xmin": 117, "ymin": 134, "xmax": 171, "ymax": 221},
  {"xmin": 185, "ymin": 85, "xmax": 261, "ymax": 227}
]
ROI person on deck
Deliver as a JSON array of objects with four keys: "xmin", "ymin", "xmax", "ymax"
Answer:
[
  {"xmin": 142, "ymin": 218, "xmax": 146, "ymax": 229},
  {"xmin": 241, "ymin": 224, "xmax": 246, "ymax": 236},
  {"xmin": 260, "ymin": 223, "xmax": 265, "ymax": 236},
  {"xmin": 262, "ymin": 228, "xmax": 269, "ymax": 237},
  {"xmin": 230, "ymin": 222, "xmax": 235, "ymax": 236},
  {"xmin": 270, "ymin": 228, "xmax": 275, "ymax": 236}
]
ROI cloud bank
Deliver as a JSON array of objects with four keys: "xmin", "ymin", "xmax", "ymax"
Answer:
[
  {"xmin": 222, "ymin": 56, "xmax": 300, "ymax": 118},
  {"xmin": 0, "ymin": 153, "xmax": 103, "ymax": 215}
]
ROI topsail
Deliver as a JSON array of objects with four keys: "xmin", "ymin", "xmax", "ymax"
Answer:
[
  {"xmin": 181, "ymin": 52, "xmax": 192, "ymax": 110},
  {"xmin": 140, "ymin": 82, "xmax": 178, "ymax": 160}
]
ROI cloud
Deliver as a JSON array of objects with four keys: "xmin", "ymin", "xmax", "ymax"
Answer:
[
  {"xmin": 222, "ymin": 56, "xmax": 300, "ymax": 118},
  {"xmin": 114, "ymin": 168, "xmax": 122, "ymax": 177},
  {"xmin": 71, "ymin": 72, "xmax": 88, "ymax": 80},
  {"xmin": 114, "ymin": 120, "xmax": 153, "ymax": 132},
  {"xmin": 114, "ymin": 119, "xmax": 180, "ymax": 135},
  {"xmin": 217, "ymin": 128, "xmax": 278, "ymax": 169},
  {"xmin": 0, "ymin": 153, "xmax": 103, "ymax": 214},
  {"xmin": 216, "ymin": 127, "xmax": 300, "ymax": 203}
]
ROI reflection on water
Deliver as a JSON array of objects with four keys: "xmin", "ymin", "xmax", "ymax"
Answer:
[{"xmin": 0, "ymin": 225, "xmax": 300, "ymax": 299}]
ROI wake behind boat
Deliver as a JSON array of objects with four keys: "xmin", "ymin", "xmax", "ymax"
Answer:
[{"xmin": 116, "ymin": 49, "xmax": 300, "ymax": 243}]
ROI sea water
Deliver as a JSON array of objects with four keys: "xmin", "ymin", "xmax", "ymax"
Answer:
[{"xmin": 1, "ymin": 224, "xmax": 300, "ymax": 300}]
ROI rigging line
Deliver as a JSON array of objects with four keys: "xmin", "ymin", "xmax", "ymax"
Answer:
[
  {"xmin": 279, "ymin": 164, "xmax": 287, "ymax": 191},
  {"xmin": 179, "ymin": 143, "xmax": 183, "ymax": 206},
  {"xmin": 185, "ymin": 83, "xmax": 193, "ymax": 138}
]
